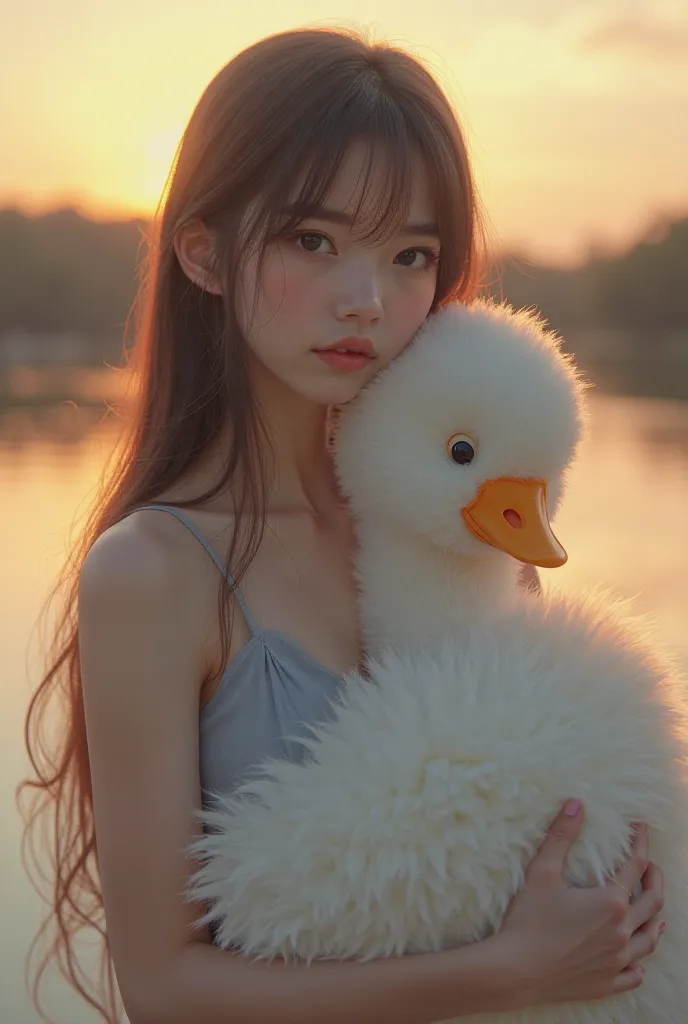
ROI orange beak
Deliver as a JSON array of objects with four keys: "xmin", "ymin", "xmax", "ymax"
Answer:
[{"xmin": 461, "ymin": 477, "xmax": 567, "ymax": 568}]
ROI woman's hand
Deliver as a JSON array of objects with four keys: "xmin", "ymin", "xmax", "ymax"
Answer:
[{"xmin": 495, "ymin": 801, "xmax": 666, "ymax": 1009}]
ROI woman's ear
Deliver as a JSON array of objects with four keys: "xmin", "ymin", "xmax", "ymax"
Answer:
[{"xmin": 173, "ymin": 220, "xmax": 223, "ymax": 296}]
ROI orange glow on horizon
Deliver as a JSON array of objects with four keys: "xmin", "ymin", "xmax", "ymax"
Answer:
[{"xmin": 1, "ymin": 5, "xmax": 686, "ymax": 265}]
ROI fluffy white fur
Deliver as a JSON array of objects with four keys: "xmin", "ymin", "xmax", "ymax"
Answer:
[{"xmin": 188, "ymin": 300, "xmax": 688, "ymax": 1023}]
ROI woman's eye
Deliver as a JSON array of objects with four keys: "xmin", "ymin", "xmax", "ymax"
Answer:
[
  {"xmin": 447, "ymin": 433, "xmax": 477, "ymax": 465},
  {"xmin": 395, "ymin": 248, "xmax": 440, "ymax": 271},
  {"xmin": 294, "ymin": 232, "xmax": 333, "ymax": 254},
  {"xmin": 289, "ymin": 233, "xmax": 440, "ymax": 270}
]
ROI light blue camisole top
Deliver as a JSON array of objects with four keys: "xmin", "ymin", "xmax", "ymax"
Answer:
[{"xmin": 124, "ymin": 504, "xmax": 345, "ymax": 808}]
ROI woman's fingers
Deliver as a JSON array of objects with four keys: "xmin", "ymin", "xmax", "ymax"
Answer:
[
  {"xmin": 612, "ymin": 823, "xmax": 650, "ymax": 895},
  {"xmin": 525, "ymin": 798, "xmax": 584, "ymax": 884},
  {"xmin": 640, "ymin": 859, "xmax": 665, "ymax": 901},
  {"xmin": 625, "ymin": 914, "xmax": 666, "ymax": 964},
  {"xmin": 614, "ymin": 853, "xmax": 666, "ymax": 977},
  {"xmin": 627, "ymin": 862, "xmax": 665, "ymax": 932},
  {"xmin": 611, "ymin": 964, "xmax": 646, "ymax": 994}
]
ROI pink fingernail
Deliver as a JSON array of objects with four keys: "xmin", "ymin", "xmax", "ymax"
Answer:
[
  {"xmin": 659, "ymin": 921, "xmax": 667, "ymax": 935},
  {"xmin": 563, "ymin": 799, "xmax": 581, "ymax": 816},
  {"xmin": 636, "ymin": 965, "xmax": 645, "ymax": 976}
]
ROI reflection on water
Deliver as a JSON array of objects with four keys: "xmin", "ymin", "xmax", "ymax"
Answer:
[
  {"xmin": 577, "ymin": 351, "xmax": 688, "ymax": 404},
  {"xmin": 544, "ymin": 395, "xmax": 688, "ymax": 666},
  {"xmin": 2, "ymin": 386, "xmax": 688, "ymax": 1023},
  {"xmin": 0, "ymin": 366, "xmax": 131, "ymax": 452}
]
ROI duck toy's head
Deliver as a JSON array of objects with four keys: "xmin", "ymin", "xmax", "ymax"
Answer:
[{"xmin": 335, "ymin": 300, "xmax": 590, "ymax": 569}]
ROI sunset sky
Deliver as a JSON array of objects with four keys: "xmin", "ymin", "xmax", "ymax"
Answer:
[{"xmin": 2, "ymin": 0, "xmax": 687, "ymax": 264}]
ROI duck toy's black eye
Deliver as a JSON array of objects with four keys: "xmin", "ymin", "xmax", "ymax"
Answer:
[{"xmin": 447, "ymin": 434, "xmax": 477, "ymax": 465}]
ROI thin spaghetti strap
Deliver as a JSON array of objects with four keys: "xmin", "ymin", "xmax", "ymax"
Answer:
[{"xmin": 124, "ymin": 504, "xmax": 259, "ymax": 636}]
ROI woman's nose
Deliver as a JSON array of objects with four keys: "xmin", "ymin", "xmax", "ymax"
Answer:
[{"xmin": 334, "ymin": 266, "xmax": 383, "ymax": 325}]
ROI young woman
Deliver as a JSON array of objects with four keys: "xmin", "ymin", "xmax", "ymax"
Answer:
[{"xmin": 21, "ymin": 26, "xmax": 665, "ymax": 1024}]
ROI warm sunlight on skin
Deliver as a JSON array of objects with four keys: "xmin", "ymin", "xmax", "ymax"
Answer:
[
  {"xmin": 1, "ymin": 2, "xmax": 687, "ymax": 261},
  {"xmin": 233, "ymin": 142, "xmax": 440, "ymax": 408}
]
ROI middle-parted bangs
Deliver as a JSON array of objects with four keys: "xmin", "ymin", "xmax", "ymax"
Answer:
[
  {"xmin": 260, "ymin": 76, "xmax": 421, "ymax": 247},
  {"xmin": 231, "ymin": 56, "xmax": 480, "ymax": 308}
]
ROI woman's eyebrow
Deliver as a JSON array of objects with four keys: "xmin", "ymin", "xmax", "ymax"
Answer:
[{"xmin": 280, "ymin": 204, "xmax": 440, "ymax": 239}]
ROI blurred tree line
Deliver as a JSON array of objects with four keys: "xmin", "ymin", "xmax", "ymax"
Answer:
[
  {"xmin": 0, "ymin": 207, "xmax": 147, "ymax": 364},
  {"xmin": 0, "ymin": 206, "xmax": 686, "ymax": 366},
  {"xmin": 491, "ymin": 217, "xmax": 688, "ymax": 339}
]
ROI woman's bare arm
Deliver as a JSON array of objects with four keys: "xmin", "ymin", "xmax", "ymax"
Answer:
[
  {"xmin": 78, "ymin": 520, "xmax": 522, "ymax": 1024},
  {"xmin": 157, "ymin": 934, "xmax": 516, "ymax": 1024}
]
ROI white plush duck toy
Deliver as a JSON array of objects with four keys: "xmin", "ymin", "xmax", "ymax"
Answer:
[{"xmin": 188, "ymin": 300, "xmax": 688, "ymax": 1023}]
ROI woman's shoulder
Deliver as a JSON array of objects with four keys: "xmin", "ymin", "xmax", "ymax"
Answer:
[
  {"xmin": 79, "ymin": 506, "xmax": 221, "ymax": 673},
  {"xmin": 78, "ymin": 499, "xmax": 242, "ymax": 694},
  {"xmin": 83, "ymin": 481, "xmax": 237, "ymax": 585},
  {"xmin": 81, "ymin": 505, "xmax": 193, "ymax": 596}
]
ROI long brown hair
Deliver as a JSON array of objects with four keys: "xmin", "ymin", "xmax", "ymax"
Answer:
[{"xmin": 18, "ymin": 24, "xmax": 487, "ymax": 1023}]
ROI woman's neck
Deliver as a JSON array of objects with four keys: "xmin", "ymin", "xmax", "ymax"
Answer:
[
  {"xmin": 250, "ymin": 360, "xmax": 341, "ymax": 517},
  {"xmin": 176, "ymin": 374, "xmax": 340, "ymax": 519},
  {"xmin": 354, "ymin": 517, "xmax": 522, "ymax": 658}
]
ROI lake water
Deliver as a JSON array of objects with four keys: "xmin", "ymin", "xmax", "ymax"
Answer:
[{"xmin": 2, "ymin": 385, "xmax": 688, "ymax": 1023}]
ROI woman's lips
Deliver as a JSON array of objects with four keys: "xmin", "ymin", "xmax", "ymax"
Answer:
[{"xmin": 314, "ymin": 350, "xmax": 373, "ymax": 372}]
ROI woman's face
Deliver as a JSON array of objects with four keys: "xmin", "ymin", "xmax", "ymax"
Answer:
[{"xmin": 237, "ymin": 142, "xmax": 441, "ymax": 406}]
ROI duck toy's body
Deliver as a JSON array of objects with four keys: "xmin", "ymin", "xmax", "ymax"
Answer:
[{"xmin": 188, "ymin": 301, "xmax": 688, "ymax": 1022}]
